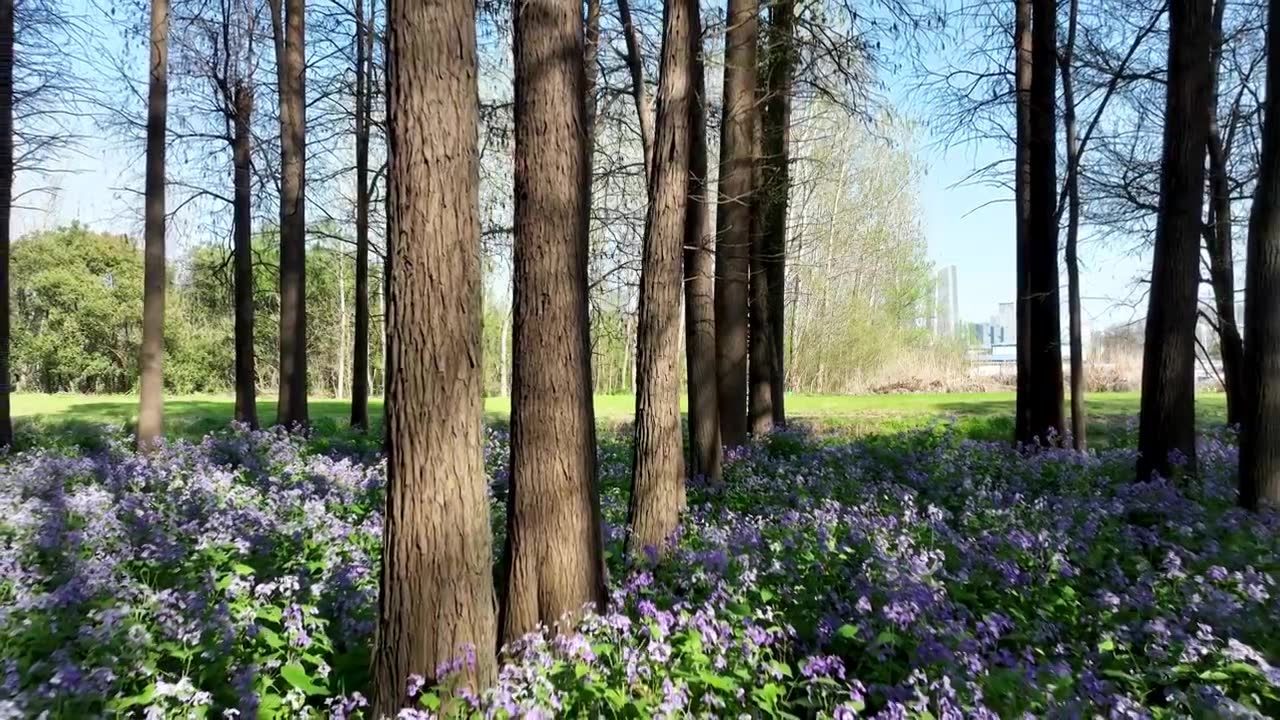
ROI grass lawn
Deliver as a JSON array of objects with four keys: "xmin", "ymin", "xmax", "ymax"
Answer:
[{"xmin": 10, "ymin": 391, "xmax": 1229, "ymax": 446}]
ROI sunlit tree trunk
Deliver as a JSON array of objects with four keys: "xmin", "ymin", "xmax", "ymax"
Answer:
[
  {"xmin": 232, "ymin": 81, "xmax": 257, "ymax": 429},
  {"xmin": 1060, "ymin": 0, "xmax": 1084, "ymax": 450},
  {"xmin": 1013, "ymin": 0, "xmax": 1032, "ymax": 446},
  {"xmin": 0, "ymin": 0, "xmax": 13, "ymax": 447},
  {"xmin": 1137, "ymin": 0, "xmax": 1212, "ymax": 481},
  {"xmin": 138, "ymin": 0, "xmax": 170, "ymax": 450}
]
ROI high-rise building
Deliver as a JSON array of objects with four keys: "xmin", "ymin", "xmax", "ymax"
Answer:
[
  {"xmin": 997, "ymin": 301, "xmax": 1015, "ymax": 344},
  {"xmin": 934, "ymin": 265, "xmax": 959, "ymax": 336}
]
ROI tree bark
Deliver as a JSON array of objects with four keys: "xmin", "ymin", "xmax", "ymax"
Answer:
[
  {"xmin": 270, "ymin": 0, "xmax": 308, "ymax": 429},
  {"xmin": 617, "ymin": 0, "xmax": 655, "ymax": 179},
  {"xmin": 1026, "ymin": 0, "xmax": 1064, "ymax": 443},
  {"xmin": 233, "ymin": 81, "xmax": 258, "ymax": 429},
  {"xmin": 1239, "ymin": 0, "xmax": 1280, "ymax": 508},
  {"xmin": 351, "ymin": 0, "xmax": 372, "ymax": 430},
  {"xmin": 629, "ymin": 0, "xmax": 695, "ymax": 557},
  {"xmin": 1060, "ymin": 0, "xmax": 1084, "ymax": 450},
  {"xmin": 1137, "ymin": 0, "xmax": 1212, "ymax": 481},
  {"xmin": 371, "ymin": 0, "xmax": 497, "ymax": 708},
  {"xmin": 714, "ymin": 0, "xmax": 757, "ymax": 448},
  {"xmin": 683, "ymin": 13, "xmax": 721, "ymax": 484},
  {"xmin": 501, "ymin": 0, "xmax": 607, "ymax": 643},
  {"xmin": 1013, "ymin": 0, "xmax": 1032, "ymax": 446},
  {"xmin": 1206, "ymin": 0, "xmax": 1245, "ymax": 429},
  {"xmin": 762, "ymin": 0, "xmax": 792, "ymax": 426},
  {"xmin": 748, "ymin": 83, "xmax": 772, "ymax": 435},
  {"xmin": 138, "ymin": 0, "xmax": 169, "ymax": 450},
  {"xmin": 0, "ymin": 0, "xmax": 12, "ymax": 447}
]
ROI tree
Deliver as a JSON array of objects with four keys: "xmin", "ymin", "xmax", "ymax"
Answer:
[
  {"xmin": 232, "ymin": 77, "xmax": 257, "ymax": 429},
  {"xmin": 500, "ymin": 0, "xmax": 607, "ymax": 642},
  {"xmin": 762, "ymin": 0, "xmax": 793, "ymax": 426},
  {"xmin": 748, "ymin": 88, "xmax": 773, "ymax": 435},
  {"xmin": 269, "ymin": 0, "xmax": 307, "ymax": 428},
  {"xmin": 1060, "ymin": 0, "xmax": 1084, "ymax": 450},
  {"xmin": 0, "ymin": 0, "xmax": 11, "ymax": 447},
  {"xmin": 715, "ymin": 0, "xmax": 758, "ymax": 447},
  {"xmin": 1013, "ymin": 0, "xmax": 1031, "ymax": 446},
  {"xmin": 370, "ymin": 0, "xmax": 497, "ymax": 707},
  {"xmin": 138, "ymin": 0, "xmax": 170, "ymax": 449},
  {"xmin": 617, "ymin": 0, "xmax": 654, "ymax": 177},
  {"xmin": 349, "ymin": 0, "xmax": 372, "ymax": 430},
  {"xmin": 1239, "ymin": 0, "xmax": 1280, "ymax": 508},
  {"xmin": 1206, "ymin": 0, "xmax": 1246, "ymax": 429},
  {"xmin": 628, "ymin": 0, "xmax": 695, "ymax": 556},
  {"xmin": 1025, "ymin": 0, "xmax": 1064, "ymax": 443},
  {"xmin": 683, "ymin": 11, "xmax": 721, "ymax": 483},
  {"xmin": 1137, "ymin": 0, "xmax": 1212, "ymax": 482}
]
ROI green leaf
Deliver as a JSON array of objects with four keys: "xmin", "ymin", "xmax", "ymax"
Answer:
[
  {"xmin": 758, "ymin": 588, "xmax": 776, "ymax": 603},
  {"xmin": 232, "ymin": 563, "xmax": 255, "ymax": 576},
  {"xmin": 836, "ymin": 624, "xmax": 859, "ymax": 640},
  {"xmin": 697, "ymin": 671, "xmax": 738, "ymax": 691},
  {"xmin": 280, "ymin": 662, "xmax": 327, "ymax": 696},
  {"xmin": 1097, "ymin": 638, "xmax": 1115, "ymax": 653},
  {"xmin": 107, "ymin": 683, "xmax": 156, "ymax": 710}
]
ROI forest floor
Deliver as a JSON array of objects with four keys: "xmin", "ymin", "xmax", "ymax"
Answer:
[{"xmin": 11, "ymin": 390, "xmax": 1228, "ymax": 447}]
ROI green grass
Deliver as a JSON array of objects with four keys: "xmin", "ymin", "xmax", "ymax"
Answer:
[{"xmin": 9, "ymin": 391, "xmax": 1229, "ymax": 446}]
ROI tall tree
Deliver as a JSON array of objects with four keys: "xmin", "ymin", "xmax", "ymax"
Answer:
[
  {"xmin": 1013, "ymin": 0, "xmax": 1032, "ymax": 446},
  {"xmin": 269, "ymin": 0, "xmax": 308, "ymax": 428},
  {"xmin": 761, "ymin": 0, "xmax": 793, "ymax": 426},
  {"xmin": 350, "ymin": 0, "xmax": 373, "ymax": 430},
  {"xmin": 1060, "ymin": 0, "xmax": 1084, "ymax": 450},
  {"xmin": 0, "ymin": 0, "xmax": 12, "ymax": 448},
  {"xmin": 1136, "ymin": 0, "xmax": 1212, "ymax": 481},
  {"xmin": 1025, "ymin": 0, "xmax": 1064, "ymax": 442},
  {"xmin": 232, "ymin": 77, "xmax": 257, "ymax": 429},
  {"xmin": 1206, "ymin": 0, "xmax": 1245, "ymax": 428},
  {"xmin": 617, "ymin": 0, "xmax": 654, "ymax": 177},
  {"xmin": 628, "ymin": 0, "xmax": 695, "ymax": 556},
  {"xmin": 500, "ymin": 0, "xmax": 607, "ymax": 642},
  {"xmin": 683, "ymin": 11, "xmax": 721, "ymax": 483},
  {"xmin": 370, "ymin": 0, "xmax": 497, "ymax": 706},
  {"xmin": 138, "ymin": 0, "xmax": 170, "ymax": 449},
  {"xmin": 1239, "ymin": 0, "xmax": 1280, "ymax": 508},
  {"xmin": 748, "ymin": 85, "xmax": 772, "ymax": 435},
  {"xmin": 714, "ymin": 0, "xmax": 758, "ymax": 447}
]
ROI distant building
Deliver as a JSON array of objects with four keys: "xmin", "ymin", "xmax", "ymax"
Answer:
[
  {"xmin": 997, "ymin": 301, "xmax": 1015, "ymax": 344},
  {"xmin": 934, "ymin": 266, "xmax": 959, "ymax": 337}
]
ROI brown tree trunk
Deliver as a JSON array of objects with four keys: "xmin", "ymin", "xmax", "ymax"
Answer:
[
  {"xmin": 1206, "ymin": 0, "xmax": 1245, "ymax": 429},
  {"xmin": 233, "ymin": 81, "xmax": 258, "ymax": 429},
  {"xmin": 1060, "ymin": 0, "xmax": 1084, "ymax": 450},
  {"xmin": 1137, "ymin": 0, "xmax": 1211, "ymax": 481},
  {"xmin": 1013, "ymin": 0, "xmax": 1032, "ymax": 446},
  {"xmin": 0, "ymin": 0, "xmax": 12, "ymax": 447},
  {"xmin": 628, "ymin": 0, "xmax": 695, "ymax": 557},
  {"xmin": 1026, "ymin": 0, "xmax": 1064, "ymax": 443},
  {"xmin": 683, "ymin": 13, "xmax": 721, "ymax": 484},
  {"xmin": 270, "ymin": 0, "xmax": 308, "ymax": 429},
  {"xmin": 714, "ymin": 0, "xmax": 757, "ymax": 448},
  {"xmin": 1239, "ymin": 0, "xmax": 1280, "ymax": 508},
  {"xmin": 748, "ymin": 85, "xmax": 772, "ymax": 435},
  {"xmin": 370, "ymin": 0, "xmax": 497, "ymax": 708},
  {"xmin": 138, "ymin": 0, "xmax": 169, "ymax": 450},
  {"xmin": 762, "ymin": 0, "xmax": 792, "ymax": 427},
  {"xmin": 617, "ymin": 0, "xmax": 655, "ymax": 179},
  {"xmin": 351, "ymin": 0, "xmax": 372, "ymax": 430},
  {"xmin": 501, "ymin": 0, "xmax": 607, "ymax": 643}
]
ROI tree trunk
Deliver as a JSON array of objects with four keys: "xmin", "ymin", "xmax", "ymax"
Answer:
[
  {"xmin": 371, "ymin": 0, "xmax": 497, "ymax": 708},
  {"xmin": 0, "ymin": 0, "xmax": 12, "ymax": 447},
  {"xmin": 1206, "ymin": 0, "xmax": 1245, "ymax": 429},
  {"xmin": 270, "ymin": 0, "xmax": 308, "ymax": 429},
  {"xmin": 1239, "ymin": 0, "xmax": 1280, "ymax": 508},
  {"xmin": 629, "ymin": 0, "xmax": 695, "ymax": 557},
  {"xmin": 762, "ymin": 0, "xmax": 792, "ymax": 426},
  {"xmin": 501, "ymin": 0, "xmax": 607, "ymax": 643},
  {"xmin": 714, "ymin": 0, "xmax": 757, "ymax": 448},
  {"xmin": 748, "ymin": 84, "xmax": 772, "ymax": 435},
  {"xmin": 683, "ymin": 12, "xmax": 721, "ymax": 484},
  {"xmin": 1026, "ymin": 0, "xmax": 1064, "ymax": 443},
  {"xmin": 1137, "ymin": 0, "xmax": 1211, "ymax": 481},
  {"xmin": 233, "ymin": 81, "xmax": 258, "ymax": 429},
  {"xmin": 138, "ymin": 0, "xmax": 169, "ymax": 450},
  {"xmin": 351, "ymin": 0, "xmax": 371, "ymax": 430},
  {"xmin": 1013, "ymin": 0, "xmax": 1032, "ymax": 446},
  {"xmin": 617, "ymin": 0, "xmax": 655, "ymax": 179},
  {"xmin": 1060, "ymin": 0, "xmax": 1084, "ymax": 450}
]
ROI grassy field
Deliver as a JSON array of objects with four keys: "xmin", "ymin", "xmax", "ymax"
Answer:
[{"xmin": 9, "ymin": 391, "xmax": 1229, "ymax": 446}]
